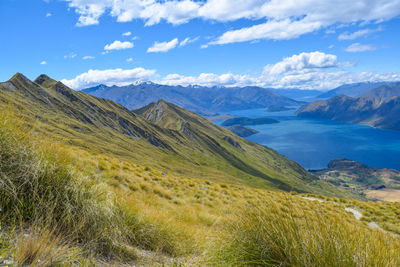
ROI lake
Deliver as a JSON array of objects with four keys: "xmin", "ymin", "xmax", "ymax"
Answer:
[{"xmin": 213, "ymin": 108, "xmax": 400, "ymax": 170}]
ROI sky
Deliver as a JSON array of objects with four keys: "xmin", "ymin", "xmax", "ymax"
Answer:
[{"xmin": 1, "ymin": 0, "xmax": 400, "ymax": 91}]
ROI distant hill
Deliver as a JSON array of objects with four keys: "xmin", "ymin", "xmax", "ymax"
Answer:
[
  {"xmin": 296, "ymin": 94, "xmax": 400, "ymax": 131},
  {"xmin": 360, "ymin": 82, "xmax": 400, "ymax": 98},
  {"xmin": 271, "ymin": 88, "xmax": 323, "ymax": 102},
  {"xmin": 317, "ymin": 82, "xmax": 397, "ymax": 99},
  {"xmin": 83, "ymin": 82, "xmax": 302, "ymax": 114},
  {"xmin": 224, "ymin": 125, "xmax": 259, "ymax": 137},
  {"xmin": 221, "ymin": 117, "xmax": 279, "ymax": 127},
  {"xmin": 311, "ymin": 158, "xmax": 400, "ymax": 201}
]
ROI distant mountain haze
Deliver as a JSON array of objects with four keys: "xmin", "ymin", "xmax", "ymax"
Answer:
[
  {"xmin": 82, "ymin": 82, "xmax": 302, "ymax": 114},
  {"xmin": 317, "ymin": 81, "xmax": 397, "ymax": 99},
  {"xmin": 297, "ymin": 94, "xmax": 400, "ymax": 131},
  {"xmin": 360, "ymin": 82, "xmax": 400, "ymax": 99}
]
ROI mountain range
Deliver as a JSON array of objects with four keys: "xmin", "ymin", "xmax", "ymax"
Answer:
[
  {"xmin": 82, "ymin": 82, "xmax": 302, "ymax": 115},
  {"xmin": 360, "ymin": 82, "xmax": 400, "ymax": 98},
  {"xmin": 0, "ymin": 73, "xmax": 347, "ymax": 195},
  {"xmin": 317, "ymin": 81, "xmax": 397, "ymax": 99}
]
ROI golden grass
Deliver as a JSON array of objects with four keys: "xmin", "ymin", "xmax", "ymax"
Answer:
[{"xmin": 1, "ymin": 106, "xmax": 400, "ymax": 265}]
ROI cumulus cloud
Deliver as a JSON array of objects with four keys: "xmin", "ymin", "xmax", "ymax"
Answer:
[
  {"xmin": 126, "ymin": 57, "xmax": 133, "ymax": 62},
  {"xmin": 82, "ymin": 56, "xmax": 95, "ymax": 60},
  {"xmin": 104, "ymin": 40, "xmax": 134, "ymax": 50},
  {"xmin": 263, "ymin": 52, "xmax": 339, "ymax": 76},
  {"xmin": 40, "ymin": 61, "xmax": 47, "ymax": 65},
  {"xmin": 122, "ymin": 31, "xmax": 131, "ymax": 36},
  {"xmin": 345, "ymin": 43, "xmax": 377, "ymax": 52},
  {"xmin": 147, "ymin": 38, "xmax": 178, "ymax": 53},
  {"xmin": 61, "ymin": 67, "xmax": 157, "ymax": 89},
  {"xmin": 64, "ymin": 0, "xmax": 400, "ymax": 44},
  {"xmin": 62, "ymin": 51, "xmax": 400, "ymax": 91},
  {"xmin": 338, "ymin": 27, "xmax": 382, "ymax": 40}
]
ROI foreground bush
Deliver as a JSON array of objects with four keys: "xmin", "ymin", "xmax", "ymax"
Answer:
[{"xmin": 209, "ymin": 196, "xmax": 400, "ymax": 266}]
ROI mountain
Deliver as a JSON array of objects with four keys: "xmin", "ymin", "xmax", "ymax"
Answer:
[
  {"xmin": 0, "ymin": 73, "xmax": 347, "ymax": 195},
  {"xmin": 317, "ymin": 82, "xmax": 397, "ymax": 99},
  {"xmin": 271, "ymin": 88, "xmax": 323, "ymax": 102},
  {"xmin": 82, "ymin": 83, "xmax": 302, "ymax": 114},
  {"xmin": 296, "ymin": 94, "xmax": 400, "ymax": 131},
  {"xmin": 360, "ymin": 82, "xmax": 400, "ymax": 98},
  {"xmin": 311, "ymin": 158, "xmax": 400, "ymax": 201}
]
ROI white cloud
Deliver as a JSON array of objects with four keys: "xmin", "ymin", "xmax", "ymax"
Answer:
[
  {"xmin": 64, "ymin": 52, "xmax": 77, "ymax": 59},
  {"xmin": 147, "ymin": 38, "xmax": 178, "ymax": 53},
  {"xmin": 64, "ymin": 0, "xmax": 400, "ymax": 44},
  {"xmin": 82, "ymin": 56, "xmax": 95, "ymax": 60},
  {"xmin": 179, "ymin": 36, "xmax": 199, "ymax": 47},
  {"xmin": 338, "ymin": 27, "xmax": 382, "ymax": 40},
  {"xmin": 46, "ymin": 13, "xmax": 52, "ymax": 17},
  {"xmin": 61, "ymin": 67, "xmax": 157, "ymax": 89},
  {"xmin": 122, "ymin": 31, "xmax": 131, "ymax": 36},
  {"xmin": 104, "ymin": 40, "xmax": 134, "ymax": 50},
  {"xmin": 263, "ymin": 52, "xmax": 339, "ymax": 76},
  {"xmin": 62, "ymin": 50, "xmax": 400, "ymax": 91},
  {"xmin": 210, "ymin": 19, "xmax": 322, "ymax": 45},
  {"xmin": 40, "ymin": 61, "xmax": 47, "ymax": 65},
  {"xmin": 345, "ymin": 43, "xmax": 377, "ymax": 52},
  {"xmin": 126, "ymin": 57, "xmax": 133, "ymax": 62}
]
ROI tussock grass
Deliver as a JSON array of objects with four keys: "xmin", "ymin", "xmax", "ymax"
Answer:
[
  {"xmin": 13, "ymin": 226, "xmax": 80, "ymax": 266},
  {"xmin": 0, "ymin": 107, "xmax": 184, "ymax": 261},
  {"xmin": 208, "ymin": 196, "xmax": 400, "ymax": 266},
  {"xmin": 1, "ymin": 106, "xmax": 400, "ymax": 265}
]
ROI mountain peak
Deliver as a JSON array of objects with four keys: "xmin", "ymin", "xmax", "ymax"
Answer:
[
  {"xmin": 8, "ymin": 73, "xmax": 37, "ymax": 89},
  {"xmin": 10, "ymin": 72, "xmax": 30, "ymax": 82},
  {"xmin": 34, "ymin": 74, "xmax": 57, "ymax": 87}
]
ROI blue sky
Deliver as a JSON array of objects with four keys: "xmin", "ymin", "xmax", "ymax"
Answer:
[{"xmin": 1, "ymin": 0, "xmax": 400, "ymax": 90}]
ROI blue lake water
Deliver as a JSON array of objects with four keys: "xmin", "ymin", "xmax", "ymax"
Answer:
[{"xmin": 214, "ymin": 108, "xmax": 400, "ymax": 170}]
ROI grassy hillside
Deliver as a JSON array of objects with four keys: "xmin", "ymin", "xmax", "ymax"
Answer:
[
  {"xmin": 2, "ymin": 73, "xmax": 400, "ymax": 265},
  {"xmin": 0, "ymin": 74, "xmax": 348, "ymax": 195},
  {"xmin": 0, "ymin": 104, "xmax": 400, "ymax": 265}
]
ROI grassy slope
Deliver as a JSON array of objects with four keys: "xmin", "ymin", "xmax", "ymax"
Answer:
[
  {"xmin": 0, "ymin": 73, "xmax": 350, "ymax": 197},
  {"xmin": 0, "ymin": 101, "xmax": 400, "ymax": 265},
  {"xmin": 3, "ymin": 74, "xmax": 400, "ymax": 265}
]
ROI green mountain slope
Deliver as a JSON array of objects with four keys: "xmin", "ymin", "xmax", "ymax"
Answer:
[{"xmin": 0, "ymin": 73, "xmax": 350, "ymax": 196}]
